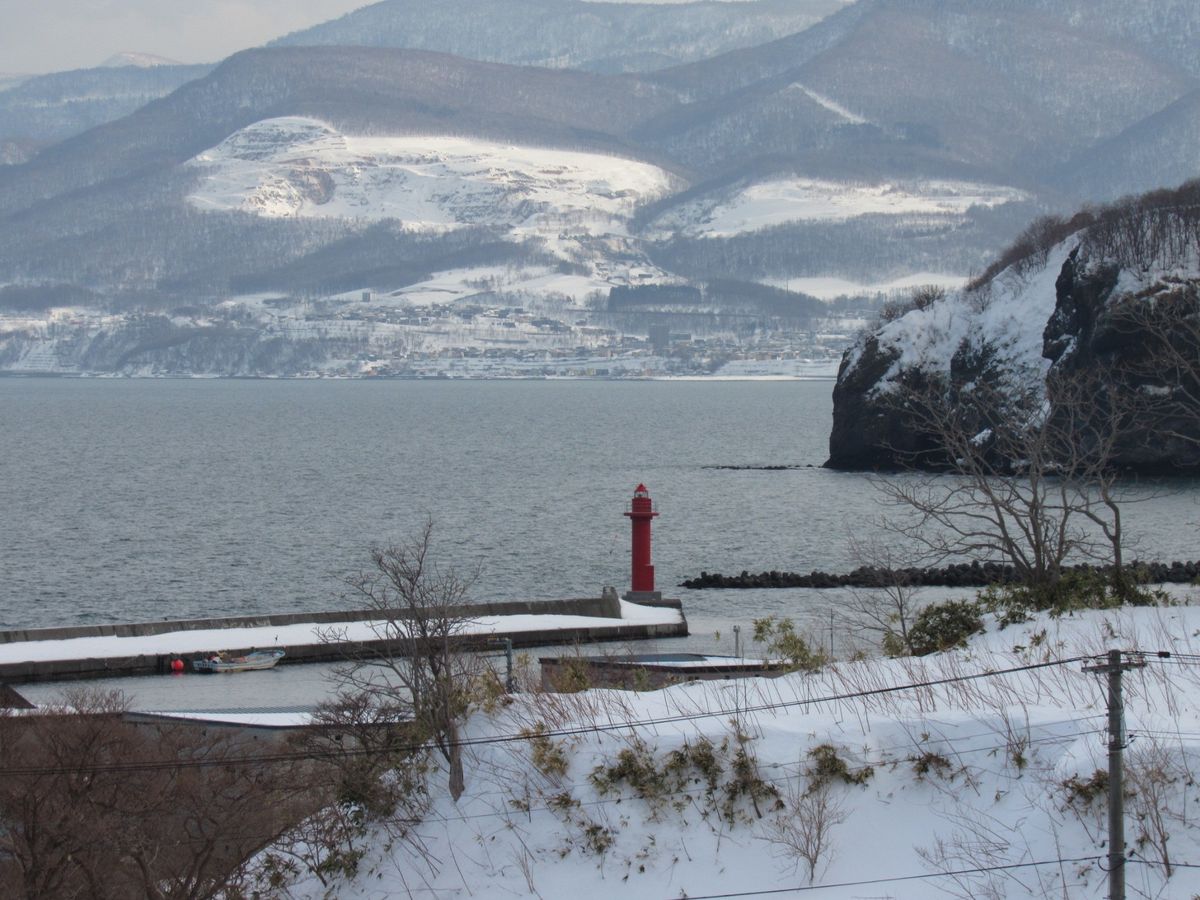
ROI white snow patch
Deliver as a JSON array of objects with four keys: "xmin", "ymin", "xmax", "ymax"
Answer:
[
  {"xmin": 766, "ymin": 272, "xmax": 969, "ymax": 300},
  {"xmin": 653, "ymin": 178, "xmax": 1028, "ymax": 239},
  {"xmin": 785, "ymin": 82, "xmax": 868, "ymax": 124},
  {"xmin": 862, "ymin": 240, "xmax": 1077, "ymax": 391},
  {"xmin": 186, "ymin": 117, "xmax": 677, "ymax": 234}
]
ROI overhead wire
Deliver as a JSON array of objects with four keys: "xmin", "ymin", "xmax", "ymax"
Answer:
[
  {"xmin": 657, "ymin": 855, "xmax": 1106, "ymax": 898},
  {"xmin": 0, "ymin": 654, "xmax": 1091, "ymax": 777}
]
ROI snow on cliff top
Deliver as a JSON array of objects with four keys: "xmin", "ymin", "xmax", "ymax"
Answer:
[
  {"xmin": 845, "ymin": 239, "xmax": 1077, "ymax": 394},
  {"xmin": 282, "ymin": 600, "xmax": 1200, "ymax": 899},
  {"xmin": 186, "ymin": 117, "xmax": 677, "ymax": 234}
]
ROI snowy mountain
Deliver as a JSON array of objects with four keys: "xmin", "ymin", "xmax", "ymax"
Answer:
[
  {"xmin": 271, "ymin": 0, "xmax": 850, "ymax": 73},
  {"xmin": 643, "ymin": 0, "xmax": 1195, "ymax": 181},
  {"xmin": 186, "ymin": 117, "xmax": 677, "ymax": 231},
  {"xmin": 1, "ymin": 0, "xmax": 1199, "ymax": 376},
  {"xmin": 0, "ymin": 62, "xmax": 213, "ymax": 160}
]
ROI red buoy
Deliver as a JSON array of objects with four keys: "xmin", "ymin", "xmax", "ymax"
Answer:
[
  {"xmin": 170, "ymin": 658, "xmax": 184, "ymax": 673},
  {"xmin": 623, "ymin": 483, "xmax": 660, "ymax": 601}
]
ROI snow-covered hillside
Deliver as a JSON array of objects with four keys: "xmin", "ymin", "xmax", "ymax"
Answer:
[
  {"xmin": 278, "ymin": 601, "xmax": 1200, "ymax": 899},
  {"xmin": 99, "ymin": 52, "xmax": 181, "ymax": 69},
  {"xmin": 650, "ymin": 177, "xmax": 1028, "ymax": 239},
  {"xmin": 187, "ymin": 117, "xmax": 678, "ymax": 234},
  {"xmin": 842, "ymin": 239, "xmax": 1075, "ymax": 396}
]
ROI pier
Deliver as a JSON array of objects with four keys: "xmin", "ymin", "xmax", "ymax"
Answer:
[{"xmin": 0, "ymin": 596, "xmax": 687, "ymax": 683}]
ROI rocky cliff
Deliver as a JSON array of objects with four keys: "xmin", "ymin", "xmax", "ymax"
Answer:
[{"xmin": 826, "ymin": 184, "xmax": 1200, "ymax": 472}]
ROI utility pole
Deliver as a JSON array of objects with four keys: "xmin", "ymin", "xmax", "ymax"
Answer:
[{"xmin": 1083, "ymin": 649, "xmax": 1145, "ymax": 900}]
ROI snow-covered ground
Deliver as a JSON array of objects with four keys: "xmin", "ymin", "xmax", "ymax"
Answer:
[
  {"xmin": 651, "ymin": 177, "xmax": 1028, "ymax": 239},
  {"xmin": 279, "ymin": 600, "xmax": 1200, "ymax": 899},
  {"xmin": 187, "ymin": 117, "xmax": 677, "ymax": 234},
  {"xmin": 765, "ymin": 271, "xmax": 969, "ymax": 301}
]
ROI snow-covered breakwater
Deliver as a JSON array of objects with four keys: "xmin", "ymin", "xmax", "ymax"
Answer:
[{"xmin": 0, "ymin": 597, "xmax": 687, "ymax": 683}]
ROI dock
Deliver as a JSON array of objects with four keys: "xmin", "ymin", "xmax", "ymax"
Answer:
[{"xmin": 0, "ymin": 595, "xmax": 687, "ymax": 683}]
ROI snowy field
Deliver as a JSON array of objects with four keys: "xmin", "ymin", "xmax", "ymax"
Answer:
[
  {"xmin": 277, "ymin": 601, "xmax": 1200, "ymax": 899},
  {"xmin": 763, "ymin": 271, "xmax": 969, "ymax": 300}
]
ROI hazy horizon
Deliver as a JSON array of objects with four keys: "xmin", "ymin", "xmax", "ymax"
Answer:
[
  {"xmin": 0, "ymin": 0, "xmax": 370, "ymax": 74},
  {"xmin": 0, "ymin": 0, "xmax": 777, "ymax": 76}
]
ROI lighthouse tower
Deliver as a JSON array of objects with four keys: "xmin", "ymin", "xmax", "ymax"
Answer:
[{"xmin": 623, "ymin": 483, "xmax": 661, "ymax": 602}]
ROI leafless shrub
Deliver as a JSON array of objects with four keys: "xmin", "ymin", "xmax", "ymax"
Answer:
[
  {"xmin": 1126, "ymin": 739, "xmax": 1189, "ymax": 878},
  {"xmin": 877, "ymin": 284, "xmax": 947, "ymax": 327},
  {"xmin": 766, "ymin": 780, "xmax": 846, "ymax": 883}
]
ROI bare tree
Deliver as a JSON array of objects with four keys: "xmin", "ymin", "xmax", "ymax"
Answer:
[
  {"xmin": 330, "ymin": 518, "xmax": 483, "ymax": 801},
  {"xmin": 873, "ymin": 367, "xmax": 1141, "ymax": 604},
  {"xmin": 839, "ymin": 536, "xmax": 922, "ymax": 655},
  {"xmin": 1108, "ymin": 284, "xmax": 1200, "ymax": 461},
  {"xmin": 0, "ymin": 689, "xmax": 308, "ymax": 900}
]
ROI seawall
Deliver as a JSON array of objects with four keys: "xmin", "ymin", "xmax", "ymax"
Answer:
[{"xmin": 0, "ymin": 596, "xmax": 688, "ymax": 684}]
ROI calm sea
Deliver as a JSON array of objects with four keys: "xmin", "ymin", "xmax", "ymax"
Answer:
[{"xmin": 2, "ymin": 376, "xmax": 1198, "ymax": 636}]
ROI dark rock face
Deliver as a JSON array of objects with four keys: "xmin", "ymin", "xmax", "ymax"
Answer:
[
  {"xmin": 825, "ymin": 329, "xmax": 1004, "ymax": 471},
  {"xmin": 826, "ymin": 335, "xmax": 901, "ymax": 470},
  {"xmin": 826, "ymin": 247, "xmax": 1200, "ymax": 472},
  {"xmin": 825, "ymin": 334, "xmax": 948, "ymax": 470},
  {"xmin": 1041, "ymin": 247, "xmax": 1118, "ymax": 366},
  {"xmin": 1044, "ymin": 250, "xmax": 1200, "ymax": 471}
]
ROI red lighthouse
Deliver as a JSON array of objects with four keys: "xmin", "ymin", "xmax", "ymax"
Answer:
[{"xmin": 623, "ymin": 483, "xmax": 660, "ymax": 601}]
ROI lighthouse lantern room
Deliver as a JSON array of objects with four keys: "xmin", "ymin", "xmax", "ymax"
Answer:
[{"xmin": 623, "ymin": 483, "xmax": 661, "ymax": 602}]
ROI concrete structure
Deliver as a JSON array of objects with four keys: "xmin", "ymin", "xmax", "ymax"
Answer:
[
  {"xmin": 0, "ymin": 596, "xmax": 688, "ymax": 684},
  {"xmin": 0, "ymin": 683, "xmax": 33, "ymax": 708},
  {"xmin": 623, "ymin": 483, "xmax": 661, "ymax": 603},
  {"xmin": 539, "ymin": 653, "xmax": 789, "ymax": 691}
]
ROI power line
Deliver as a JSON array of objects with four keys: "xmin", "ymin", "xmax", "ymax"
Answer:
[
  {"xmin": 0, "ymin": 655, "xmax": 1090, "ymax": 777},
  {"xmin": 660, "ymin": 856, "xmax": 1105, "ymax": 899}
]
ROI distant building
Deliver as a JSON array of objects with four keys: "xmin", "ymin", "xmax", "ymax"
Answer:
[{"xmin": 648, "ymin": 324, "xmax": 671, "ymax": 351}]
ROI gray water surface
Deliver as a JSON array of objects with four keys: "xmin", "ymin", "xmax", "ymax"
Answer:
[
  {"xmin": 6, "ymin": 377, "xmax": 1199, "ymax": 709},
  {"xmin": 2, "ymin": 377, "xmax": 1197, "ymax": 631}
]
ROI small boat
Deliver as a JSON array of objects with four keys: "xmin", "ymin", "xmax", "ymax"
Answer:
[{"xmin": 192, "ymin": 648, "xmax": 285, "ymax": 674}]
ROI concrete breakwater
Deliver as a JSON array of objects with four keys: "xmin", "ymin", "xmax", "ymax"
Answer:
[
  {"xmin": 681, "ymin": 560, "xmax": 1200, "ymax": 590},
  {"xmin": 0, "ymin": 596, "xmax": 688, "ymax": 684}
]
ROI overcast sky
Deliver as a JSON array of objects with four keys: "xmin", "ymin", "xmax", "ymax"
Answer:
[{"xmin": 0, "ymin": 0, "xmax": 372, "ymax": 74}]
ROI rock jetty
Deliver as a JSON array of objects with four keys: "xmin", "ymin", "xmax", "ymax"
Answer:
[{"xmin": 681, "ymin": 560, "xmax": 1200, "ymax": 590}]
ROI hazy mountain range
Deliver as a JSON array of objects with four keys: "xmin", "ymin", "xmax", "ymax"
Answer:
[{"xmin": 1, "ymin": 0, "xmax": 1197, "ymax": 375}]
